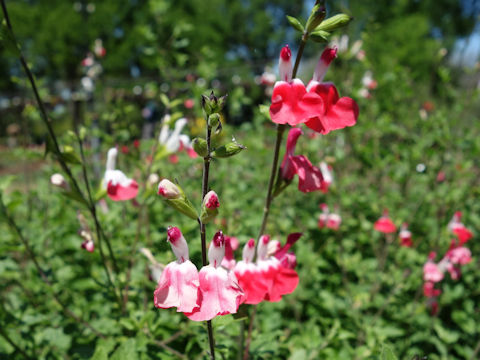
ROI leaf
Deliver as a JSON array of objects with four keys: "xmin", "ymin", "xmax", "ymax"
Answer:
[
  {"xmin": 62, "ymin": 189, "xmax": 88, "ymax": 207},
  {"xmin": 381, "ymin": 344, "xmax": 398, "ymax": 360},
  {"xmin": 111, "ymin": 338, "xmax": 138, "ymax": 360},
  {"xmin": 309, "ymin": 30, "xmax": 330, "ymax": 42},
  {"xmin": 315, "ymin": 13, "xmax": 353, "ymax": 32},
  {"xmin": 91, "ymin": 338, "xmax": 117, "ymax": 360},
  {"xmin": 58, "ymin": 146, "xmax": 82, "ymax": 165},
  {"xmin": 286, "ymin": 15, "xmax": 304, "ymax": 32}
]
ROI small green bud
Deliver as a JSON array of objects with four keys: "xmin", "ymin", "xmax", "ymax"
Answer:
[
  {"xmin": 208, "ymin": 113, "xmax": 220, "ymax": 128},
  {"xmin": 315, "ymin": 14, "xmax": 352, "ymax": 32},
  {"xmin": 192, "ymin": 138, "xmax": 208, "ymax": 157},
  {"xmin": 212, "ymin": 140, "xmax": 246, "ymax": 158},
  {"xmin": 201, "ymin": 91, "xmax": 227, "ymax": 116},
  {"xmin": 305, "ymin": 4, "xmax": 326, "ymax": 33}
]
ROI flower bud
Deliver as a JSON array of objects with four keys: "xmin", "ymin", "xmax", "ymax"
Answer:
[
  {"xmin": 192, "ymin": 137, "xmax": 208, "ymax": 157},
  {"xmin": 147, "ymin": 173, "xmax": 160, "ymax": 187},
  {"xmin": 201, "ymin": 91, "xmax": 227, "ymax": 116},
  {"xmin": 81, "ymin": 239, "xmax": 95, "ymax": 253},
  {"xmin": 208, "ymin": 113, "xmax": 220, "ymax": 128},
  {"xmin": 242, "ymin": 239, "xmax": 256, "ymax": 263},
  {"xmin": 278, "ymin": 45, "xmax": 292, "ymax": 82},
  {"xmin": 212, "ymin": 141, "xmax": 246, "ymax": 158},
  {"xmin": 305, "ymin": 4, "xmax": 326, "ymax": 33},
  {"xmin": 50, "ymin": 173, "xmax": 68, "ymax": 189},
  {"xmin": 200, "ymin": 190, "xmax": 220, "ymax": 224},
  {"xmin": 157, "ymin": 179, "xmax": 181, "ymax": 199},
  {"xmin": 315, "ymin": 13, "xmax": 352, "ymax": 32}
]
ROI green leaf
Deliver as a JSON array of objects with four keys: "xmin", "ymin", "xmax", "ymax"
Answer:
[
  {"xmin": 111, "ymin": 338, "xmax": 138, "ymax": 360},
  {"xmin": 309, "ymin": 30, "xmax": 330, "ymax": 42},
  {"xmin": 286, "ymin": 15, "xmax": 304, "ymax": 32},
  {"xmin": 58, "ymin": 146, "xmax": 82, "ymax": 165},
  {"xmin": 381, "ymin": 344, "xmax": 398, "ymax": 360},
  {"xmin": 91, "ymin": 338, "xmax": 117, "ymax": 360},
  {"xmin": 62, "ymin": 189, "xmax": 88, "ymax": 207}
]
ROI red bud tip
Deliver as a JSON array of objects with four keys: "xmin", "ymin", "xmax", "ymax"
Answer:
[
  {"xmin": 247, "ymin": 238, "xmax": 255, "ymax": 248},
  {"xmin": 454, "ymin": 211, "xmax": 462, "ymax": 219},
  {"xmin": 320, "ymin": 47, "xmax": 337, "ymax": 65},
  {"xmin": 280, "ymin": 45, "xmax": 292, "ymax": 61},
  {"xmin": 205, "ymin": 192, "xmax": 220, "ymax": 209},
  {"xmin": 261, "ymin": 235, "xmax": 270, "ymax": 244},
  {"xmin": 428, "ymin": 251, "xmax": 436, "ymax": 261},
  {"xmin": 167, "ymin": 226, "xmax": 182, "ymax": 243},
  {"xmin": 213, "ymin": 231, "xmax": 225, "ymax": 247}
]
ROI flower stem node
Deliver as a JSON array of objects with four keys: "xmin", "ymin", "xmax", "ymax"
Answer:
[
  {"xmin": 200, "ymin": 190, "xmax": 220, "ymax": 224},
  {"xmin": 157, "ymin": 179, "xmax": 199, "ymax": 220}
]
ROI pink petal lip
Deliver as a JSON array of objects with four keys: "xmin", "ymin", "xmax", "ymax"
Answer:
[
  {"xmin": 107, "ymin": 180, "xmax": 139, "ymax": 201},
  {"xmin": 154, "ymin": 260, "xmax": 200, "ymax": 313}
]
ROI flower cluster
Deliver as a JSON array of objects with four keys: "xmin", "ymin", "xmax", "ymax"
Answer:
[
  {"xmin": 423, "ymin": 212, "xmax": 473, "ymax": 315},
  {"xmin": 318, "ymin": 203, "xmax": 341, "ymax": 230},
  {"xmin": 269, "ymin": 46, "xmax": 358, "ymax": 134}
]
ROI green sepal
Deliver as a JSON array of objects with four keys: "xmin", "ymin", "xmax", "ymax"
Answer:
[
  {"xmin": 58, "ymin": 145, "xmax": 82, "ymax": 165},
  {"xmin": 165, "ymin": 197, "xmax": 198, "ymax": 220},
  {"xmin": 192, "ymin": 138, "xmax": 208, "ymax": 157},
  {"xmin": 200, "ymin": 207, "xmax": 218, "ymax": 224},
  {"xmin": 286, "ymin": 16, "xmax": 304, "ymax": 33},
  {"xmin": 212, "ymin": 141, "xmax": 246, "ymax": 158},
  {"xmin": 309, "ymin": 30, "xmax": 330, "ymax": 43},
  {"xmin": 315, "ymin": 14, "xmax": 352, "ymax": 32}
]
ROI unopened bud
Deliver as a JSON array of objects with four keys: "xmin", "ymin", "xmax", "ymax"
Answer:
[
  {"xmin": 157, "ymin": 179, "xmax": 181, "ymax": 199},
  {"xmin": 50, "ymin": 173, "xmax": 68, "ymax": 189},
  {"xmin": 200, "ymin": 190, "xmax": 220, "ymax": 224},
  {"xmin": 212, "ymin": 141, "xmax": 246, "ymax": 158},
  {"xmin": 305, "ymin": 4, "xmax": 326, "ymax": 33},
  {"xmin": 192, "ymin": 138, "xmax": 208, "ymax": 157},
  {"xmin": 315, "ymin": 13, "xmax": 352, "ymax": 32},
  {"xmin": 208, "ymin": 113, "xmax": 220, "ymax": 128},
  {"xmin": 278, "ymin": 45, "xmax": 292, "ymax": 82},
  {"xmin": 201, "ymin": 91, "xmax": 227, "ymax": 116},
  {"xmin": 208, "ymin": 230, "xmax": 225, "ymax": 267},
  {"xmin": 81, "ymin": 240, "xmax": 95, "ymax": 253},
  {"xmin": 147, "ymin": 173, "xmax": 160, "ymax": 187}
]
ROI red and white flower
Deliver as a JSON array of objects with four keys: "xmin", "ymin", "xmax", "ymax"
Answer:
[
  {"xmin": 374, "ymin": 210, "xmax": 397, "ymax": 233},
  {"xmin": 103, "ymin": 148, "xmax": 138, "ymax": 201},
  {"xmin": 154, "ymin": 227, "xmax": 200, "ymax": 313}
]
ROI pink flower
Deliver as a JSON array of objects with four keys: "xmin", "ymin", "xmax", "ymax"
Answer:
[
  {"xmin": 318, "ymin": 203, "xmax": 329, "ymax": 229},
  {"xmin": 448, "ymin": 211, "xmax": 473, "ymax": 245},
  {"xmin": 374, "ymin": 211, "xmax": 397, "ymax": 233},
  {"xmin": 185, "ymin": 231, "xmax": 244, "ymax": 321},
  {"xmin": 319, "ymin": 162, "xmax": 333, "ymax": 193},
  {"xmin": 447, "ymin": 247, "xmax": 472, "ymax": 265},
  {"xmin": 221, "ymin": 235, "xmax": 239, "ymax": 270},
  {"xmin": 184, "ymin": 99, "xmax": 194, "ymax": 109},
  {"xmin": 269, "ymin": 46, "xmax": 324, "ymax": 126},
  {"xmin": 233, "ymin": 239, "xmax": 270, "ymax": 305},
  {"xmin": 446, "ymin": 263, "xmax": 461, "ymax": 280},
  {"xmin": 423, "ymin": 282, "xmax": 441, "ymax": 297},
  {"xmin": 280, "ymin": 128, "xmax": 327, "ymax": 193},
  {"xmin": 81, "ymin": 239, "xmax": 94, "ymax": 252},
  {"xmin": 326, "ymin": 212, "xmax": 341, "ymax": 230},
  {"xmin": 154, "ymin": 227, "xmax": 201, "ymax": 313},
  {"xmin": 398, "ymin": 223, "xmax": 413, "ymax": 247},
  {"xmin": 257, "ymin": 234, "xmax": 299, "ymax": 302},
  {"xmin": 423, "ymin": 261, "xmax": 444, "ymax": 283},
  {"xmin": 104, "ymin": 148, "xmax": 138, "ymax": 201},
  {"xmin": 305, "ymin": 48, "xmax": 359, "ymax": 134}
]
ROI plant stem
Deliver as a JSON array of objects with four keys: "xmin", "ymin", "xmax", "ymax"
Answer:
[
  {"xmin": 242, "ymin": 306, "xmax": 257, "ymax": 360},
  {"xmin": 257, "ymin": 124, "xmax": 286, "ymax": 238},
  {"xmin": 199, "ymin": 125, "xmax": 215, "ymax": 360},
  {"xmin": 292, "ymin": 35, "xmax": 307, "ymax": 81}
]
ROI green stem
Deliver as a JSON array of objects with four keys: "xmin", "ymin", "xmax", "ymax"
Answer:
[{"xmin": 199, "ymin": 125, "xmax": 215, "ymax": 360}]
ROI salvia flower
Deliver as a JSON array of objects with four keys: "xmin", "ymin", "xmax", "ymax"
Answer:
[
  {"xmin": 103, "ymin": 148, "xmax": 138, "ymax": 201},
  {"xmin": 158, "ymin": 117, "xmax": 197, "ymax": 158},
  {"xmin": 398, "ymin": 223, "xmax": 413, "ymax": 247},
  {"xmin": 280, "ymin": 128, "xmax": 327, "ymax": 193},
  {"xmin": 318, "ymin": 203, "xmax": 329, "ymax": 229},
  {"xmin": 154, "ymin": 227, "xmax": 201, "ymax": 313},
  {"xmin": 269, "ymin": 45, "xmax": 324, "ymax": 126},
  {"xmin": 374, "ymin": 210, "xmax": 397, "ymax": 233},
  {"xmin": 186, "ymin": 231, "xmax": 244, "ymax": 321},
  {"xmin": 305, "ymin": 47, "xmax": 359, "ymax": 134}
]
